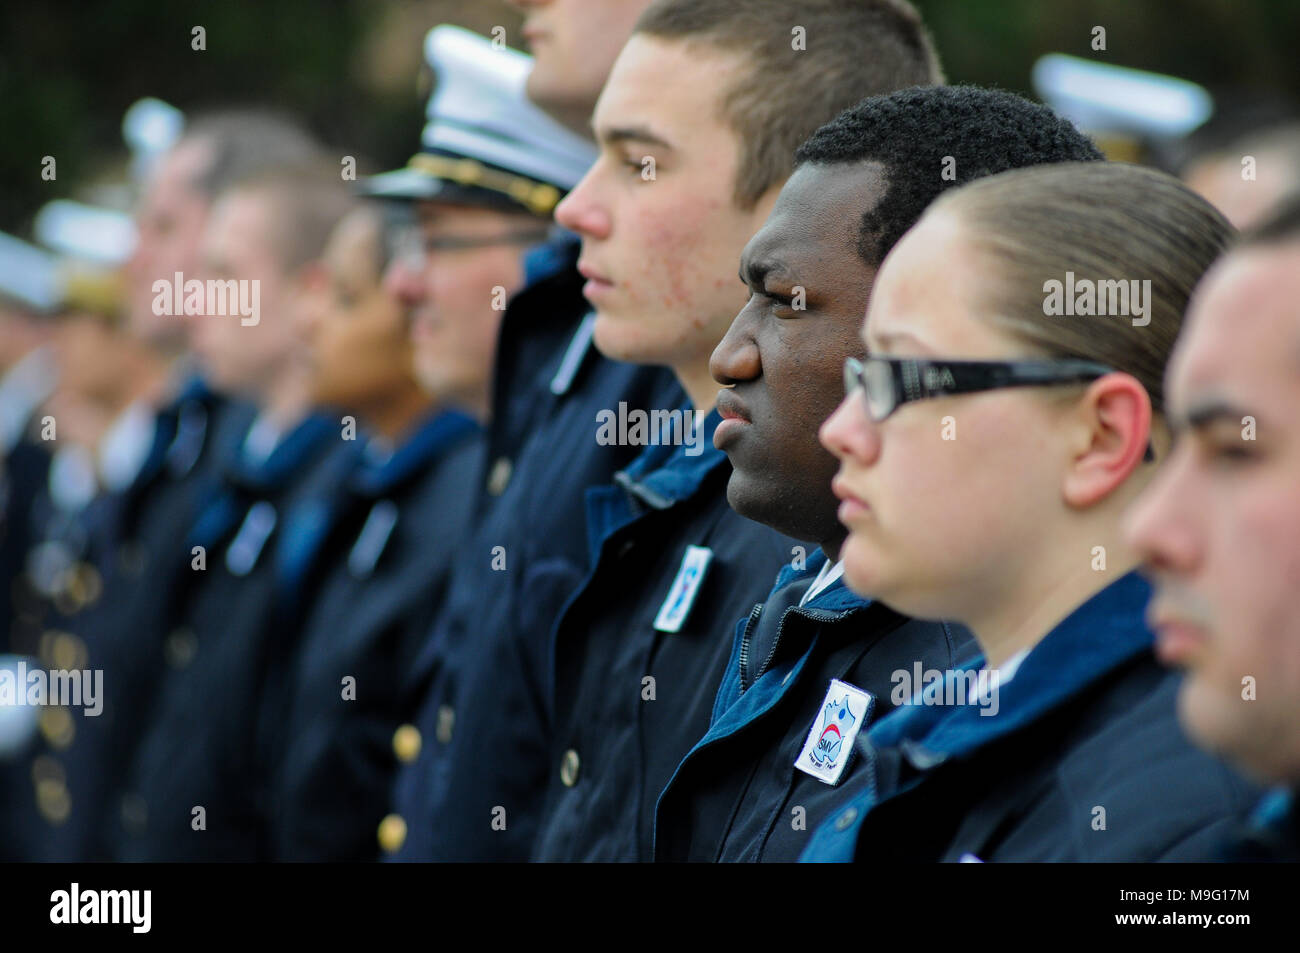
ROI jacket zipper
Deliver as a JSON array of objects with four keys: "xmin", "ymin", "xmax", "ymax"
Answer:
[
  {"xmin": 738, "ymin": 604, "xmax": 844, "ymax": 694},
  {"xmin": 735, "ymin": 603, "xmax": 764, "ymax": 694}
]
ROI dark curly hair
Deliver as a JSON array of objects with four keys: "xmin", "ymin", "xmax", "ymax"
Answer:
[{"xmin": 794, "ymin": 85, "xmax": 1105, "ymax": 264}]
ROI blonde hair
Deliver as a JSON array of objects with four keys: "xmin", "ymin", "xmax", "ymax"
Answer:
[{"xmin": 934, "ymin": 162, "xmax": 1234, "ymax": 411}]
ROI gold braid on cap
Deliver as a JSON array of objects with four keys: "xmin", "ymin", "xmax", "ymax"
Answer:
[{"xmin": 407, "ymin": 154, "xmax": 561, "ymax": 217}]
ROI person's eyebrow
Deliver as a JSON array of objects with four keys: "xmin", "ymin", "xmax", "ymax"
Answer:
[
  {"xmin": 739, "ymin": 249, "xmax": 798, "ymax": 288},
  {"xmin": 869, "ymin": 328, "xmax": 930, "ymax": 354},
  {"xmin": 598, "ymin": 124, "xmax": 674, "ymax": 152},
  {"xmin": 1169, "ymin": 397, "xmax": 1252, "ymax": 433}
]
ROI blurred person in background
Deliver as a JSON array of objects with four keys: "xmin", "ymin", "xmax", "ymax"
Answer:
[
  {"xmin": 0, "ymin": 296, "xmax": 57, "ymax": 657},
  {"xmin": 6, "ymin": 112, "xmax": 327, "ymax": 862},
  {"xmin": 108, "ymin": 164, "xmax": 356, "ymax": 861},
  {"xmin": 509, "ymin": 0, "xmax": 658, "ymax": 136},
  {"xmin": 0, "ymin": 291, "xmax": 58, "ymax": 862},
  {"xmin": 1125, "ymin": 198, "xmax": 1300, "ymax": 862},
  {"xmin": 1183, "ymin": 122, "xmax": 1300, "ymax": 230},
  {"xmin": 263, "ymin": 76, "xmax": 550, "ymax": 854},
  {"xmin": 378, "ymin": 21, "xmax": 683, "ymax": 860}
]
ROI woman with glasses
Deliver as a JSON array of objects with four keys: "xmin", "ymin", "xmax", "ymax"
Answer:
[{"xmin": 803, "ymin": 161, "xmax": 1260, "ymax": 862}]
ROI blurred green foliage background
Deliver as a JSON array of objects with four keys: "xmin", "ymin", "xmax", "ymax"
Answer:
[{"xmin": 1, "ymin": 0, "xmax": 1295, "ymax": 232}]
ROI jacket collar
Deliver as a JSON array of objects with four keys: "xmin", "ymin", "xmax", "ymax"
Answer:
[
  {"xmin": 865, "ymin": 571, "xmax": 1154, "ymax": 766},
  {"xmin": 735, "ymin": 547, "xmax": 876, "ymax": 695},
  {"xmin": 613, "ymin": 405, "xmax": 725, "ymax": 509},
  {"xmin": 350, "ymin": 409, "xmax": 478, "ymax": 498},
  {"xmin": 773, "ymin": 548, "xmax": 868, "ymax": 615},
  {"xmin": 227, "ymin": 413, "xmax": 336, "ymax": 491},
  {"xmin": 583, "ymin": 406, "xmax": 727, "ymax": 563},
  {"xmin": 189, "ymin": 413, "xmax": 337, "ymax": 549}
]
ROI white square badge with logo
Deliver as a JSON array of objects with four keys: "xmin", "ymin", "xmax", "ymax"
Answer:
[
  {"xmin": 653, "ymin": 545, "xmax": 714, "ymax": 633},
  {"xmin": 795, "ymin": 679, "xmax": 875, "ymax": 785}
]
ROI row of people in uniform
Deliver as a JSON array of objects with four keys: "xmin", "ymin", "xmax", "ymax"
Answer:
[{"xmin": 1, "ymin": 0, "xmax": 1297, "ymax": 863}]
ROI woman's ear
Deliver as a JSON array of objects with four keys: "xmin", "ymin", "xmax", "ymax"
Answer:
[{"xmin": 1062, "ymin": 373, "xmax": 1153, "ymax": 509}]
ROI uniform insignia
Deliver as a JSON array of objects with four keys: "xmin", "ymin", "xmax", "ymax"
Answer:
[
  {"xmin": 653, "ymin": 544, "xmax": 713, "ymax": 633},
  {"xmin": 795, "ymin": 679, "xmax": 874, "ymax": 785}
]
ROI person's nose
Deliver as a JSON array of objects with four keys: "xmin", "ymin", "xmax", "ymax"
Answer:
[
  {"xmin": 1123, "ymin": 451, "xmax": 1203, "ymax": 578},
  {"xmin": 383, "ymin": 252, "xmax": 429, "ymax": 310},
  {"xmin": 555, "ymin": 166, "xmax": 612, "ymax": 241},
  {"xmin": 710, "ymin": 306, "xmax": 761, "ymax": 387},
  {"xmin": 819, "ymin": 387, "xmax": 882, "ymax": 465}
]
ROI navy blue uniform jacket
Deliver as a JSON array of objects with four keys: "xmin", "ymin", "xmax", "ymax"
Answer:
[
  {"xmin": 110, "ymin": 414, "xmax": 348, "ymax": 861},
  {"xmin": 385, "ymin": 255, "xmax": 682, "ymax": 861},
  {"xmin": 6, "ymin": 379, "xmax": 252, "ymax": 861},
  {"xmin": 655, "ymin": 548, "xmax": 975, "ymax": 861},
  {"xmin": 266, "ymin": 410, "xmax": 482, "ymax": 860},
  {"xmin": 530, "ymin": 409, "xmax": 802, "ymax": 862},
  {"xmin": 801, "ymin": 573, "xmax": 1261, "ymax": 862}
]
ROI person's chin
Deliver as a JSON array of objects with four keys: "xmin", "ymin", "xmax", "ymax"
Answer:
[
  {"xmin": 1176, "ymin": 672, "xmax": 1236, "ymax": 751},
  {"xmin": 841, "ymin": 536, "xmax": 893, "ymax": 599},
  {"xmin": 1175, "ymin": 676, "xmax": 1288, "ymax": 784},
  {"xmin": 725, "ymin": 470, "xmax": 814, "ymax": 544},
  {"xmin": 724, "ymin": 469, "xmax": 765, "ymax": 523},
  {"xmin": 413, "ymin": 367, "xmax": 444, "ymax": 397},
  {"xmin": 592, "ymin": 310, "xmax": 656, "ymax": 364}
]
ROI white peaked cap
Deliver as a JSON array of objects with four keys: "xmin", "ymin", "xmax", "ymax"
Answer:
[
  {"xmin": 34, "ymin": 200, "xmax": 137, "ymax": 267},
  {"xmin": 1033, "ymin": 54, "xmax": 1213, "ymax": 140},
  {"xmin": 0, "ymin": 232, "xmax": 61, "ymax": 313},
  {"xmin": 364, "ymin": 24, "xmax": 597, "ymax": 212}
]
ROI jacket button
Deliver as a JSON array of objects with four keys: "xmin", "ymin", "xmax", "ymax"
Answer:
[
  {"xmin": 435, "ymin": 705, "xmax": 455, "ymax": 745},
  {"xmin": 486, "ymin": 457, "xmax": 513, "ymax": 496},
  {"xmin": 834, "ymin": 806, "xmax": 859, "ymax": 831},
  {"xmin": 392, "ymin": 724, "xmax": 421, "ymax": 763},
  {"xmin": 560, "ymin": 748, "xmax": 581, "ymax": 787},
  {"xmin": 48, "ymin": 631, "xmax": 88, "ymax": 670},
  {"xmin": 35, "ymin": 777, "xmax": 71, "ymax": 824},
  {"xmin": 39, "ymin": 707, "xmax": 75, "ymax": 749},
  {"xmin": 164, "ymin": 628, "xmax": 198, "ymax": 669},
  {"xmin": 377, "ymin": 814, "xmax": 407, "ymax": 853},
  {"xmin": 66, "ymin": 562, "xmax": 103, "ymax": 610},
  {"xmin": 31, "ymin": 754, "xmax": 69, "ymax": 824},
  {"xmin": 40, "ymin": 629, "xmax": 86, "ymax": 670}
]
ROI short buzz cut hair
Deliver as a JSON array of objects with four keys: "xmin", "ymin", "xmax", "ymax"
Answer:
[
  {"xmin": 182, "ymin": 109, "xmax": 325, "ymax": 199},
  {"xmin": 633, "ymin": 0, "xmax": 944, "ymax": 208},
  {"xmin": 794, "ymin": 84, "xmax": 1105, "ymax": 265},
  {"xmin": 223, "ymin": 164, "xmax": 357, "ymax": 272}
]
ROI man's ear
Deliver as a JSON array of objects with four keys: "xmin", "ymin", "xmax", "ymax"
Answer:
[{"xmin": 1062, "ymin": 372, "xmax": 1153, "ymax": 509}]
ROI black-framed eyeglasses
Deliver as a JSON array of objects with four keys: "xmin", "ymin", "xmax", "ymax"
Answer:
[{"xmin": 843, "ymin": 355, "xmax": 1156, "ymax": 462}]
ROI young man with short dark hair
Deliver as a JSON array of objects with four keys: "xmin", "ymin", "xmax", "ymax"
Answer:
[
  {"xmin": 656, "ymin": 86, "xmax": 1108, "ymax": 861},
  {"xmin": 1126, "ymin": 198, "xmax": 1300, "ymax": 862},
  {"xmin": 517, "ymin": 0, "xmax": 946, "ymax": 862}
]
